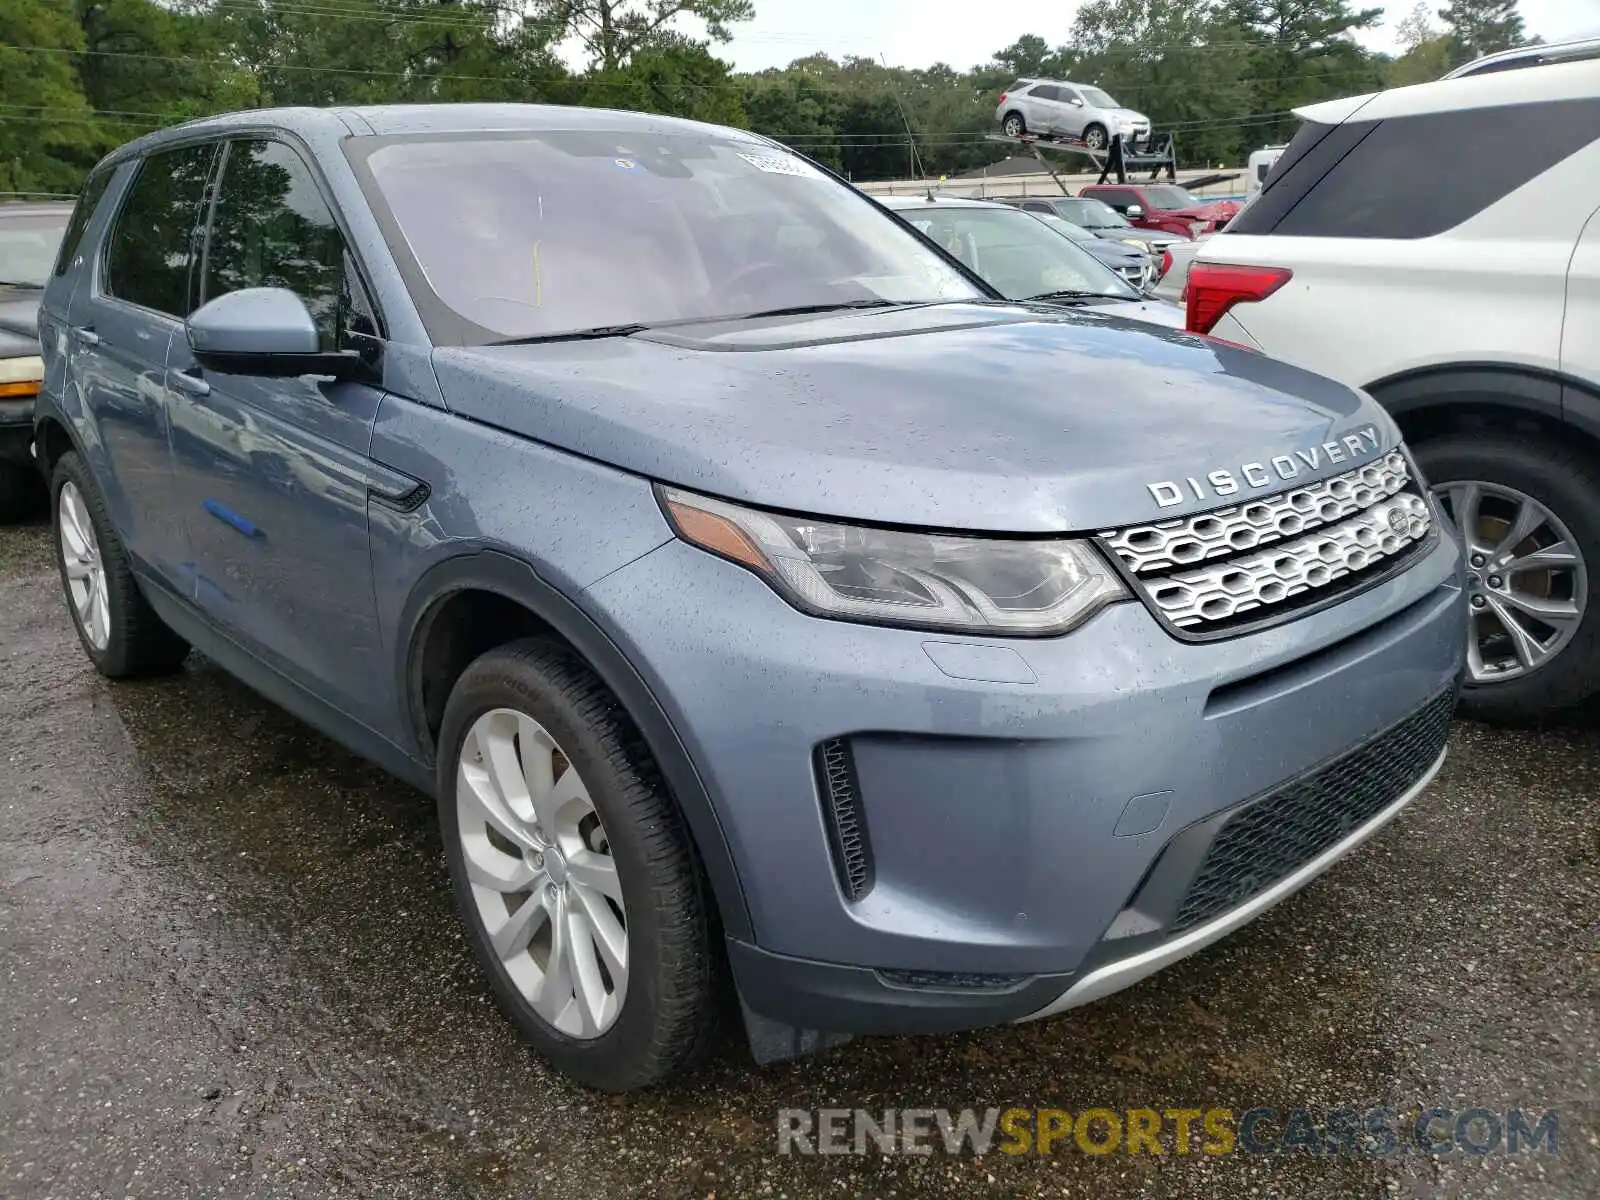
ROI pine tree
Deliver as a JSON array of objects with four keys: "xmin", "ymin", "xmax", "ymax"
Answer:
[{"xmin": 1437, "ymin": 0, "xmax": 1527, "ymax": 65}]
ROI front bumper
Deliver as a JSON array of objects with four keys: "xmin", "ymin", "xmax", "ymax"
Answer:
[
  {"xmin": 581, "ymin": 529, "xmax": 1464, "ymax": 1034},
  {"xmin": 0, "ymin": 398, "xmax": 35, "ymax": 465}
]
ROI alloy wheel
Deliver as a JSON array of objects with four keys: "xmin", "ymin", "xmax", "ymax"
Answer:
[
  {"xmin": 456, "ymin": 707, "xmax": 629, "ymax": 1038},
  {"xmin": 1433, "ymin": 480, "xmax": 1588, "ymax": 684},
  {"xmin": 58, "ymin": 480, "xmax": 109, "ymax": 651}
]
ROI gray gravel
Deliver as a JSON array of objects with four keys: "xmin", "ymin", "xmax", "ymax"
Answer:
[{"xmin": 2, "ymin": 514, "xmax": 1595, "ymax": 1199}]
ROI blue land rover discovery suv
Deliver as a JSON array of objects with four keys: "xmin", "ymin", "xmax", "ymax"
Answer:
[{"xmin": 34, "ymin": 105, "xmax": 1466, "ymax": 1092}]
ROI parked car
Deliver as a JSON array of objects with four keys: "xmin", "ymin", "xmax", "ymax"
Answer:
[
  {"xmin": 1029, "ymin": 210, "xmax": 1162, "ymax": 292},
  {"xmin": 880, "ymin": 194, "xmax": 1168, "ymax": 305},
  {"xmin": 0, "ymin": 197, "xmax": 73, "ymax": 519},
  {"xmin": 1151, "ymin": 237, "xmax": 1206, "ymax": 305},
  {"xmin": 994, "ymin": 79, "xmax": 1151, "ymax": 150},
  {"xmin": 1191, "ymin": 58, "xmax": 1600, "ymax": 722},
  {"xmin": 38, "ymin": 104, "xmax": 1464, "ymax": 1093},
  {"xmin": 1004, "ymin": 195, "xmax": 1180, "ymax": 255},
  {"xmin": 1078, "ymin": 182, "xmax": 1241, "ymax": 240}
]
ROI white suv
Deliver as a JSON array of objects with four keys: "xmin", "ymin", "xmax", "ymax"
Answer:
[
  {"xmin": 1190, "ymin": 59, "xmax": 1600, "ymax": 723},
  {"xmin": 995, "ymin": 79, "xmax": 1151, "ymax": 151}
]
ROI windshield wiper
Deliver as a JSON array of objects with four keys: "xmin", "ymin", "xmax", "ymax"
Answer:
[
  {"xmin": 1025, "ymin": 289, "xmax": 1126, "ymax": 304},
  {"xmin": 726, "ymin": 298, "xmax": 906, "ymax": 321},
  {"xmin": 487, "ymin": 323, "xmax": 652, "ymax": 346}
]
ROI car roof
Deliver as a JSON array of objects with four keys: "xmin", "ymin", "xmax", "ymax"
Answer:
[
  {"xmin": 1296, "ymin": 56, "xmax": 1600, "ymax": 125},
  {"xmin": 98, "ymin": 103, "xmax": 776, "ymax": 170},
  {"xmin": 1444, "ymin": 34, "xmax": 1600, "ymax": 79},
  {"xmin": 0, "ymin": 199, "xmax": 74, "ymax": 218}
]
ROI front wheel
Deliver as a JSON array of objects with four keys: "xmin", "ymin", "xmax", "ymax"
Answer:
[
  {"xmin": 1083, "ymin": 123, "xmax": 1109, "ymax": 151},
  {"xmin": 437, "ymin": 638, "xmax": 717, "ymax": 1091},
  {"xmin": 1418, "ymin": 432, "xmax": 1600, "ymax": 723}
]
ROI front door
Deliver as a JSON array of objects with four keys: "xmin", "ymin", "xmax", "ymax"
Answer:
[
  {"xmin": 165, "ymin": 136, "xmax": 391, "ymax": 730},
  {"xmin": 65, "ymin": 143, "xmax": 217, "ymax": 582}
]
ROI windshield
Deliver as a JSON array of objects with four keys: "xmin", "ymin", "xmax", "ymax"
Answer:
[
  {"xmin": 897, "ymin": 206, "xmax": 1137, "ymax": 301},
  {"xmin": 0, "ymin": 211, "xmax": 70, "ymax": 286},
  {"xmin": 1079, "ymin": 87, "xmax": 1118, "ymax": 109},
  {"xmin": 1052, "ymin": 198, "xmax": 1131, "ymax": 229},
  {"xmin": 1143, "ymin": 185, "xmax": 1202, "ymax": 210},
  {"xmin": 349, "ymin": 131, "xmax": 983, "ymax": 344},
  {"xmin": 1034, "ymin": 213, "xmax": 1096, "ymax": 243}
]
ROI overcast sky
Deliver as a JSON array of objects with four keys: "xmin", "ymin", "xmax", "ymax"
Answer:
[{"xmin": 708, "ymin": 0, "xmax": 1600, "ymax": 73}]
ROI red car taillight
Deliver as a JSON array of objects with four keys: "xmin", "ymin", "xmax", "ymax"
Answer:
[
  {"xmin": 999, "ymin": 92, "xmax": 1008, "ymax": 104},
  {"xmin": 1185, "ymin": 262, "xmax": 1292, "ymax": 335},
  {"xmin": 1160, "ymin": 249, "xmax": 1173, "ymax": 278}
]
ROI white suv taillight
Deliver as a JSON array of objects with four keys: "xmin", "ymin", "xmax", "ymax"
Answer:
[{"xmin": 1185, "ymin": 262, "xmax": 1292, "ymax": 335}]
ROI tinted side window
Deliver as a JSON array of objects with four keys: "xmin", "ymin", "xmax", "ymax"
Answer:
[
  {"xmin": 1092, "ymin": 187, "xmax": 1136, "ymax": 209},
  {"xmin": 53, "ymin": 168, "xmax": 114, "ymax": 277},
  {"xmin": 104, "ymin": 143, "xmax": 216, "ymax": 316},
  {"xmin": 203, "ymin": 139, "xmax": 361, "ymax": 351},
  {"xmin": 1032, "ymin": 86, "xmax": 1060, "ymax": 102},
  {"xmin": 1255, "ymin": 99, "xmax": 1600, "ymax": 239}
]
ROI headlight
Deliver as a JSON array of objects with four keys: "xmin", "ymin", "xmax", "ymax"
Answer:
[
  {"xmin": 659, "ymin": 486, "xmax": 1129, "ymax": 636},
  {"xmin": 1119, "ymin": 238, "xmax": 1149, "ymax": 250},
  {"xmin": 0, "ymin": 355, "xmax": 43, "ymax": 399}
]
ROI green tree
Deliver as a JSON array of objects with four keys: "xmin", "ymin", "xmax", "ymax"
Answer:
[
  {"xmin": 1438, "ymin": 0, "xmax": 1527, "ymax": 66},
  {"xmin": 1385, "ymin": 2, "xmax": 1451, "ymax": 85},
  {"xmin": 0, "ymin": 0, "xmax": 99, "ymax": 191},
  {"xmin": 540, "ymin": 0, "xmax": 754, "ymax": 71}
]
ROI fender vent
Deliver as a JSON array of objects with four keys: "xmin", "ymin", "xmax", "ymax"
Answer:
[{"xmin": 816, "ymin": 738, "xmax": 873, "ymax": 901}]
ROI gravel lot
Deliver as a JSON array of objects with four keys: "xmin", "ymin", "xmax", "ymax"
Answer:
[{"xmin": 2, "ymin": 512, "xmax": 1596, "ymax": 1199}]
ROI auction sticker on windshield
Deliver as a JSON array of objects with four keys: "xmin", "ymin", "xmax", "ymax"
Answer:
[{"xmin": 739, "ymin": 151, "xmax": 821, "ymax": 178}]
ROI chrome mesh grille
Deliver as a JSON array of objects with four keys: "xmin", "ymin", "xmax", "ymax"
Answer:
[{"xmin": 1100, "ymin": 451, "xmax": 1434, "ymax": 635}]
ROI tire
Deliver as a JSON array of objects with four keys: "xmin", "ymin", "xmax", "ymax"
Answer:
[
  {"xmin": 1416, "ymin": 431, "xmax": 1600, "ymax": 723},
  {"xmin": 1084, "ymin": 123, "xmax": 1109, "ymax": 151},
  {"xmin": 437, "ymin": 637, "xmax": 717, "ymax": 1092},
  {"xmin": 51, "ymin": 451, "xmax": 190, "ymax": 678},
  {"xmin": 1002, "ymin": 111, "xmax": 1026, "ymax": 138},
  {"xmin": 0, "ymin": 461, "xmax": 41, "ymax": 523}
]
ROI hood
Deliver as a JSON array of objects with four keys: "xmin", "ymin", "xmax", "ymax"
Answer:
[
  {"xmin": 1080, "ymin": 240, "xmax": 1145, "ymax": 266},
  {"xmin": 1078, "ymin": 297, "xmax": 1184, "ymax": 330},
  {"xmin": 0, "ymin": 288, "xmax": 42, "ymax": 358},
  {"xmin": 1179, "ymin": 199, "xmax": 1241, "ymax": 220},
  {"xmin": 431, "ymin": 302, "xmax": 1396, "ymax": 534},
  {"xmin": 1111, "ymin": 107, "xmax": 1149, "ymax": 124}
]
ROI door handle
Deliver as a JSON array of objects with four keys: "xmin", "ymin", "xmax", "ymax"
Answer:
[
  {"xmin": 71, "ymin": 327, "xmax": 100, "ymax": 346},
  {"xmin": 168, "ymin": 368, "xmax": 211, "ymax": 397}
]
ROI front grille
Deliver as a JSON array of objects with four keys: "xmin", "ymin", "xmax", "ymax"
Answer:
[
  {"xmin": 1099, "ymin": 450, "xmax": 1434, "ymax": 636},
  {"xmin": 816, "ymin": 738, "xmax": 873, "ymax": 900},
  {"xmin": 1170, "ymin": 687, "xmax": 1453, "ymax": 934}
]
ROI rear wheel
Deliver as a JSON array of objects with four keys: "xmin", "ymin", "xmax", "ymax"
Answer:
[
  {"xmin": 1418, "ymin": 433, "xmax": 1600, "ymax": 723},
  {"xmin": 51, "ymin": 451, "xmax": 189, "ymax": 677},
  {"xmin": 1002, "ymin": 111, "xmax": 1026, "ymax": 138},
  {"xmin": 437, "ymin": 638, "xmax": 717, "ymax": 1091}
]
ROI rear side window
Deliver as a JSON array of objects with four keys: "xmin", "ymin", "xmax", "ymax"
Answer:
[
  {"xmin": 104, "ymin": 142, "xmax": 217, "ymax": 316},
  {"xmin": 1032, "ymin": 85, "xmax": 1061, "ymax": 102},
  {"xmin": 53, "ymin": 169, "xmax": 114, "ymax": 277},
  {"xmin": 1233, "ymin": 98, "xmax": 1600, "ymax": 239}
]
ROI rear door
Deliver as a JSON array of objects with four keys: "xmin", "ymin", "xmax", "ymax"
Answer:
[
  {"xmin": 165, "ymin": 135, "xmax": 393, "ymax": 728},
  {"xmin": 1026, "ymin": 85, "xmax": 1065, "ymax": 134},
  {"xmin": 64, "ymin": 141, "xmax": 217, "ymax": 582}
]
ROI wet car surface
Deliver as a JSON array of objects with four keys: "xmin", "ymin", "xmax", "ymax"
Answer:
[{"xmin": 2, "ymin": 515, "xmax": 1596, "ymax": 1199}]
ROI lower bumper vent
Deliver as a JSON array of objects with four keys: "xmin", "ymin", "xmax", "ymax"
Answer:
[
  {"xmin": 1171, "ymin": 687, "xmax": 1454, "ymax": 933},
  {"xmin": 816, "ymin": 737, "xmax": 873, "ymax": 901}
]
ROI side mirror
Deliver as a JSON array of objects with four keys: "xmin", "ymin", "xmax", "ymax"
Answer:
[
  {"xmin": 1125, "ymin": 204, "xmax": 1145, "ymax": 218},
  {"xmin": 1069, "ymin": 97, "xmax": 1084, "ymax": 106},
  {"xmin": 186, "ymin": 287, "xmax": 360, "ymax": 380}
]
